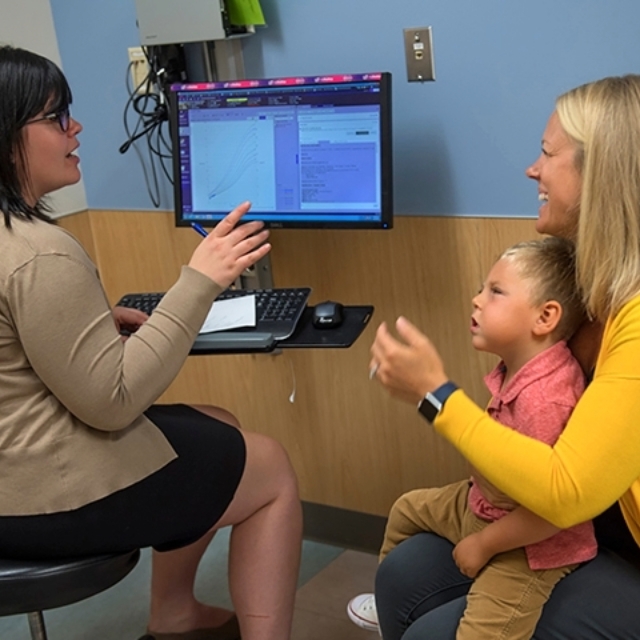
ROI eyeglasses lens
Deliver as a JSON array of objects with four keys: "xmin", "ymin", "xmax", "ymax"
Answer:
[{"xmin": 57, "ymin": 109, "xmax": 70, "ymax": 132}]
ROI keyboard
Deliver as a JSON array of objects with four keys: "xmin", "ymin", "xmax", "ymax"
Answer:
[{"xmin": 117, "ymin": 287, "xmax": 312, "ymax": 341}]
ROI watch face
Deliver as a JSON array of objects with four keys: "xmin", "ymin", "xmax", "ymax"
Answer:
[
  {"xmin": 418, "ymin": 394, "xmax": 439, "ymax": 423},
  {"xmin": 418, "ymin": 382, "xmax": 459, "ymax": 423}
]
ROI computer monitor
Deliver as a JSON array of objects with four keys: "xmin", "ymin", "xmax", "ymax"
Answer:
[{"xmin": 169, "ymin": 72, "xmax": 392, "ymax": 229}]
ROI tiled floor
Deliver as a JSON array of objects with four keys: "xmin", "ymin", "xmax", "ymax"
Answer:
[
  {"xmin": 0, "ymin": 526, "xmax": 380, "ymax": 639},
  {"xmin": 292, "ymin": 548, "xmax": 379, "ymax": 640}
]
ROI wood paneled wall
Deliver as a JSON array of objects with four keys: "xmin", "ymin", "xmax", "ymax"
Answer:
[{"xmin": 59, "ymin": 211, "xmax": 538, "ymax": 516}]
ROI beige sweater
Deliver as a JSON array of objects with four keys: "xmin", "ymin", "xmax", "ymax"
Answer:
[{"xmin": 0, "ymin": 217, "xmax": 222, "ymax": 515}]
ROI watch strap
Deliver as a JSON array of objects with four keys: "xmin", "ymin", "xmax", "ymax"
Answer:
[{"xmin": 418, "ymin": 381, "xmax": 459, "ymax": 423}]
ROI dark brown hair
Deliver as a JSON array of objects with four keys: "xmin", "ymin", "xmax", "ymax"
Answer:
[{"xmin": 0, "ymin": 45, "xmax": 72, "ymax": 227}]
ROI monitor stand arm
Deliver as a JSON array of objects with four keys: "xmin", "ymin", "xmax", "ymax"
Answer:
[{"xmin": 236, "ymin": 254, "xmax": 274, "ymax": 290}]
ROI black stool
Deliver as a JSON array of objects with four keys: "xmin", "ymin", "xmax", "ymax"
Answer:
[{"xmin": 0, "ymin": 549, "xmax": 140, "ymax": 639}]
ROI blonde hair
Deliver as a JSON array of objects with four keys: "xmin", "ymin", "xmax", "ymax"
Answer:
[
  {"xmin": 556, "ymin": 75, "xmax": 640, "ymax": 321},
  {"xmin": 500, "ymin": 237, "xmax": 585, "ymax": 340}
]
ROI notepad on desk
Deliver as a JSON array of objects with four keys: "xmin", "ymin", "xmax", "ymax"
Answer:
[
  {"xmin": 199, "ymin": 295, "xmax": 256, "ymax": 334},
  {"xmin": 193, "ymin": 295, "xmax": 276, "ymax": 352}
]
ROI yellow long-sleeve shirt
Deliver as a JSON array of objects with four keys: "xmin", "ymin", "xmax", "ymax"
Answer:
[{"xmin": 435, "ymin": 294, "xmax": 640, "ymax": 546}]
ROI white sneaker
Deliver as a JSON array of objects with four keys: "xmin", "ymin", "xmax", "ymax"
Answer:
[{"xmin": 347, "ymin": 593, "xmax": 379, "ymax": 632}]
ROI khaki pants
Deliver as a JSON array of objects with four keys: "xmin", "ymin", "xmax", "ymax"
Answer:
[{"xmin": 381, "ymin": 480, "xmax": 577, "ymax": 640}]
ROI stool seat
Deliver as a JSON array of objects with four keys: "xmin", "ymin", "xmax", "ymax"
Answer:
[{"xmin": 0, "ymin": 550, "xmax": 140, "ymax": 617}]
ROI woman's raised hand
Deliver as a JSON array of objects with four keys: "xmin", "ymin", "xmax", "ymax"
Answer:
[
  {"xmin": 370, "ymin": 316, "xmax": 449, "ymax": 405},
  {"xmin": 188, "ymin": 202, "xmax": 271, "ymax": 289}
]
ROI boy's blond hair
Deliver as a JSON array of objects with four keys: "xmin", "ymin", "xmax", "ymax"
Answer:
[{"xmin": 500, "ymin": 237, "xmax": 585, "ymax": 340}]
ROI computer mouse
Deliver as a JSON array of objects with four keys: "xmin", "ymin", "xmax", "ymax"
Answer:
[{"xmin": 312, "ymin": 300, "xmax": 344, "ymax": 328}]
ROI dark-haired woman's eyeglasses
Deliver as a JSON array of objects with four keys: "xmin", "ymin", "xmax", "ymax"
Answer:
[{"xmin": 25, "ymin": 108, "xmax": 71, "ymax": 133}]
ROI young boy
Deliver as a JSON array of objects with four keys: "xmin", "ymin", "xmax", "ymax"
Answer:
[{"xmin": 348, "ymin": 237, "xmax": 597, "ymax": 639}]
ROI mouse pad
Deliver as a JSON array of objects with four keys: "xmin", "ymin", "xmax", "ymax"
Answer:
[{"xmin": 278, "ymin": 306, "xmax": 374, "ymax": 348}]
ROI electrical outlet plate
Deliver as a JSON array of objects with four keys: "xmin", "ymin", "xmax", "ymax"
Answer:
[
  {"xmin": 128, "ymin": 46, "xmax": 150, "ymax": 93},
  {"xmin": 403, "ymin": 26, "xmax": 435, "ymax": 82}
]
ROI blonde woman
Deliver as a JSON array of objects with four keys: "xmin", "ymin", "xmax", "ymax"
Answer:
[{"xmin": 370, "ymin": 76, "xmax": 640, "ymax": 639}]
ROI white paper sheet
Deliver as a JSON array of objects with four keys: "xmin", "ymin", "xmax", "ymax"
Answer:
[{"xmin": 199, "ymin": 295, "xmax": 256, "ymax": 334}]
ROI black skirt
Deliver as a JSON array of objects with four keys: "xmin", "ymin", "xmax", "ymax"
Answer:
[{"xmin": 0, "ymin": 404, "xmax": 246, "ymax": 559}]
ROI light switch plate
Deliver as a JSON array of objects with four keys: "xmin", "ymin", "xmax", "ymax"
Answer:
[{"xmin": 404, "ymin": 26, "xmax": 435, "ymax": 82}]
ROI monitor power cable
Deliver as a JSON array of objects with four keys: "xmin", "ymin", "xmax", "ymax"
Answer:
[{"xmin": 120, "ymin": 46, "xmax": 174, "ymax": 208}]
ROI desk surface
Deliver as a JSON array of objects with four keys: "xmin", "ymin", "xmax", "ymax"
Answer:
[{"xmin": 191, "ymin": 305, "xmax": 374, "ymax": 355}]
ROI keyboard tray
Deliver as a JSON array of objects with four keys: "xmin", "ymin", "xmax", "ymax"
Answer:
[{"xmin": 116, "ymin": 293, "xmax": 373, "ymax": 354}]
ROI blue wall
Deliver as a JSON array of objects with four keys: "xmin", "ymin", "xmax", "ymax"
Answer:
[{"xmin": 51, "ymin": 0, "xmax": 640, "ymax": 216}]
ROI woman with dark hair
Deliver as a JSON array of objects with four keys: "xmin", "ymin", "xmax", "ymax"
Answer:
[
  {"xmin": 0, "ymin": 45, "xmax": 302, "ymax": 640},
  {"xmin": 0, "ymin": 46, "xmax": 73, "ymax": 225}
]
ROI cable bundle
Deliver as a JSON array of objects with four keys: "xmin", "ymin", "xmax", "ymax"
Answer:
[{"xmin": 120, "ymin": 46, "xmax": 175, "ymax": 207}]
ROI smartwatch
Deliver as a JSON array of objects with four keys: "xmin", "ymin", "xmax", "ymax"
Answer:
[{"xmin": 418, "ymin": 381, "xmax": 459, "ymax": 423}]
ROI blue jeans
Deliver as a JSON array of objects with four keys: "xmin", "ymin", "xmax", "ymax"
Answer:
[{"xmin": 375, "ymin": 532, "xmax": 640, "ymax": 639}]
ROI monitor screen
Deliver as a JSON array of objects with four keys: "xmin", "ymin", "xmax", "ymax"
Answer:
[{"xmin": 169, "ymin": 72, "xmax": 393, "ymax": 229}]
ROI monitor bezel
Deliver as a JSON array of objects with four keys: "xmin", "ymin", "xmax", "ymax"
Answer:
[{"xmin": 169, "ymin": 72, "xmax": 393, "ymax": 230}]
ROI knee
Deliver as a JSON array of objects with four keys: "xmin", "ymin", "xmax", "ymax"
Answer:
[
  {"xmin": 214, "ymin": 407, "xmax": 242, "ymax": 429},
  {"xmin": 392, "ymin": 489, "xmax": 425, "ymax": 510},
  {"xmin": 377, "ymin": 532, "xmax": 451, "ymax": 592},
  {"xmin": 388, "ymin": 490, "xmax": 421, "ymax": 524},
  {"xmin": 376, "ymin": 538, "xmax": 407, "ymax": 592},
  {"xmin": 189, "ymin": 403, "xmax": 242, "ymax": 429},
  {"xmin": 244, "ymin": 431, "xmax": 299, "ymax": 498}
]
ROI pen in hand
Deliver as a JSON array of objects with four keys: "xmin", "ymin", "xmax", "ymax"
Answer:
[{"xmin": 191, "ymin": 222, "xmax": 209, "ymax": 238}]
